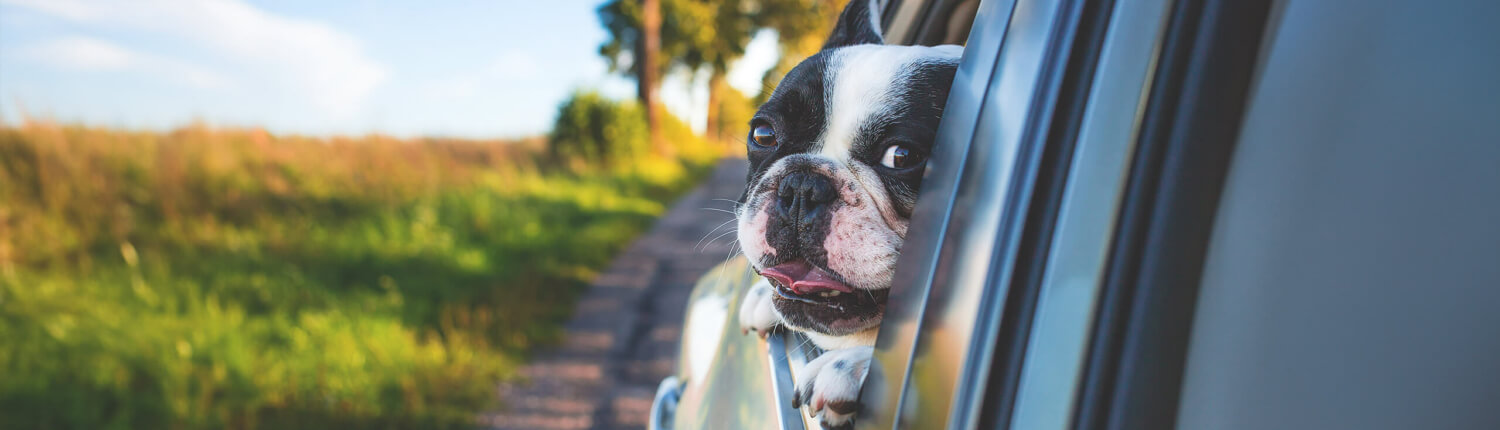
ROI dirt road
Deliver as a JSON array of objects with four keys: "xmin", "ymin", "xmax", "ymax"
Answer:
[{"xmin": 483, "ymin": 158, "xmax": 749, "ymax": 430}]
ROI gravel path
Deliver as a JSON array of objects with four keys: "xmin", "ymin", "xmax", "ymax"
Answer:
[{"xmin": 482, "ymin": 158, "xmax": 749, "ymax": 430}]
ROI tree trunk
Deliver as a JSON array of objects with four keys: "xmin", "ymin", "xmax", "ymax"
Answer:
[
  {"xmin": 705, "ymin": 70, "xmax": 726, "ymax": 143},
  {"xmin": 640, "ymin": 0, "xmax": 671, "ymax": 157}
]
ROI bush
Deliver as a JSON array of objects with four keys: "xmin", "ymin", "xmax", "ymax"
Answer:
[
  {"xmin": 548, "ymin": 90, "xmax": 723, "ymax": 169},
  {"xmin": 549, "ymin": 91, "xmax": 649, "ymax": 165}
]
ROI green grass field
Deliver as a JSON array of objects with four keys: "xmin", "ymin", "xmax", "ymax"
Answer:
[{"xmin": 0, "ymin": 122, "xmax": 719, "ymax": 429}]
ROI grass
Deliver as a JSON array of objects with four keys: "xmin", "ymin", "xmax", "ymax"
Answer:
[{"xmin": 0, "ymin": 121, "xmax": 720, "ymax": 429}]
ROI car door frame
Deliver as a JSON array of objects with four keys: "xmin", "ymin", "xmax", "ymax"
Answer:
[{"xmin": 860, "ymin": 0, "xmax": 1276, "ymax": 429}]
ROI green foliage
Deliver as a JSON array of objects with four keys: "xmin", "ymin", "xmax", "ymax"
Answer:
[
  {"xmin": 549, "ymin": 91, "xmax": 649, "ymax": 163},
  {"xmin": 548, "ymin": 90, "xmax": 722, "ymax": 168},
  {"xmin": 599, "ymin": 0, "xmax": 753, "ymax": 81},
  {"xmin": 754, "ymin": 0, "xmax": 844, "ymax": 104},
  {"xmin": 594, "ymin": 0, "xmax": 841, "ymax": 148},
  {"xmin": 599, "ymin": 0, "xmax": 837, "ymax": 79},
  {"xmin": 0, "ymin": 123, "xmax": 715, "ymax": 429}
]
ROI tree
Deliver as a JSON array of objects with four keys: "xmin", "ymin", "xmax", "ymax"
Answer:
[
  {"xmin": 752, "ymin": 0, "xmax": 843, "ymax": 105},
  {"xmin": 601, "ymin": 0, "xmax": 753, "ymax": 144},
  {"xmin": 662, "ymin": 0, "xmax": 842, "ymax": 142},
  {"xmin": 599, "ymin": 0, "xmax": 669, "ymax": 157},
  {"xmin": 599, "ymin": 0, "xmax": 844, "ymax": 143},
  {"xmin": 675, "ymin": 0, "xmax": 753, "ymax": 142}
]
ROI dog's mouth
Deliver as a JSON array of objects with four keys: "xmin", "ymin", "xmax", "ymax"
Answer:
[
  {"xmin": 760, "ymin": 260, "xmax": 854, "ymax": 299},
  {"xmin": 759, "ymin": 259, "xmax": 888, "ymax": 335}
]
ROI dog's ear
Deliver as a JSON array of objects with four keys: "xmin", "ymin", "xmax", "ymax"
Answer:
[{"xmin": 823, "ymin": 0, "xmax": 883, "ymax": 50}]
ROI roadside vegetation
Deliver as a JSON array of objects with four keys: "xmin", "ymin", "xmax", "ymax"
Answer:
[
  {"xmin": 0, "ymin": 0, "xmax": 849, "ymax": 425},
  {"xmin": 0, "ymin": 95, "xmax": 720, "ymax": 429}
]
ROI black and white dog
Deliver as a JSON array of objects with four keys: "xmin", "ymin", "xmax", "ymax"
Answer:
[{"xmin": 735, "ymin": 0, "xmax": 961, "ymax": 427}]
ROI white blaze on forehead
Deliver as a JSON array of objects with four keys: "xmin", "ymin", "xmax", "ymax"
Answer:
[
  {"xmin": 816, "ymin": 45, "xmax": 961, "ymax": 227},
  {"xmin": 818, "ymin": 45, "xmax": 963, "ymax": 160}
]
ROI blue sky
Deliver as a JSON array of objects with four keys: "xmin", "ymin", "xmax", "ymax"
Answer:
[{"xmin": 0, "ymin": 0, "xmax": 779, "ymax": 138}]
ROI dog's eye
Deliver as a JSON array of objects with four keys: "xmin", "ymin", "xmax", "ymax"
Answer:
[
  {"xmin": 881, "ymin": 145, "xmax": 921, "ymax": 169},
  {"xmin": 750, "ymin": 125, "xmax": 777, "ymax": 148}
]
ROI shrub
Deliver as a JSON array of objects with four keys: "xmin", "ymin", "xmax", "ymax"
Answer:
[
  {"xmin": 548, "ymin": 91, "xmax": 650, "ymax": 165},
  {"xmin": 547, "ymin": 89, "xmax": 724, "ymax": 169}
]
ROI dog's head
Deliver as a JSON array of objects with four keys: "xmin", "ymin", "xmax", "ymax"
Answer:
[{"xmin": 736, "ymin": 0, "xmax": 960, "ymax": 338}]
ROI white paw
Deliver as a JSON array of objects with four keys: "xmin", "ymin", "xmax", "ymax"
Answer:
[
  {"xmin": 738, "ymin": 279, "xmax": 782, "ymax": 337},
  {"xmin": 793, "ymin": 346, "xmax": 874, "ymax": 430}
]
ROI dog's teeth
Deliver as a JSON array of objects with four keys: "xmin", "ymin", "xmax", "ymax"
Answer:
[{"xmin": 827, "ymin": 291, "xmax": 841, "ymax": 297}]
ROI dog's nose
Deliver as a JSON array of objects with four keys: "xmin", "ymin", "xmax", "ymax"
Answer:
[{"xmin": 776, "ymin": 171, "xmax": 837, "ymax": 226}]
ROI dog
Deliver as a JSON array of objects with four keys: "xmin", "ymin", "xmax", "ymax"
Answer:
[{"xmin": 734, "ymin": 0, "xmax": 962, "ymax": 427}]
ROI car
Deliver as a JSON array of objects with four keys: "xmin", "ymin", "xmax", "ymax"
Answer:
[{"xmin": 651, "ymin": 0, "xmax": 1500, "ymax": 429}]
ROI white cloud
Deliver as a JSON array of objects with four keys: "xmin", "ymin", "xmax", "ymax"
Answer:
[
  {"xmin": 27, "ymin": 36, "xmax": 233, "ymax": 89},
  {"xmin": 34, "ymin": 36, "xmax": 134, "ymax": 69},
  {"xmin": 0, "ymin": 0, "xmax": 97, "ymax": 20},
  {"xmin": 3, "ymin": 0, "xmax": 387, "ymax": 114}
]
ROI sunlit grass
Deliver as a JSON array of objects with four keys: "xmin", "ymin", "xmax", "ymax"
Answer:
[{"xmin": 0, "ymin": 121, "xmax": 720, "ymax": 429}]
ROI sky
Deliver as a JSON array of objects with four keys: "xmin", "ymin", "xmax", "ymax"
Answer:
[{"xmin": 0, "ymin": 0, "xmax": 780, "ymax": 138}]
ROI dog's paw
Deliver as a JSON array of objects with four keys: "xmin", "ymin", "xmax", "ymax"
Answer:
[
  {"xmin": 738, "ymin": 279, "xmax": 782, "ymax": 338},
  {"xmin": 792, "ymin": 346, "xmax": 874, "ymax": 430}
]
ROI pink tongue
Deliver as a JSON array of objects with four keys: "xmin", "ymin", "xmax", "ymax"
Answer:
[{"xmin": 760, "ymin": 260, "xmax": 854, "ymax": 294}]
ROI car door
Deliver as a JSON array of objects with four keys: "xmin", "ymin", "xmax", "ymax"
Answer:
[
  {"xmin": 865, "ymin": 0, "xmax": 1500, "ymax": 429},
  {"xmin": 859, "ymin": 0, "xmax": 1184, "ymax": 427}
]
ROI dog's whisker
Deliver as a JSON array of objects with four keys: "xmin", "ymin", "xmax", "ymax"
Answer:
[
  {"xmin": 715, "ymin": 240, "xmax": 741, "ymax": 285},
  {"xmin": 695, "ymin": 218, "xmax": 738, "ymax": 251},
  {"xmin": 698, "ymin": 228, "xmax": 738, "ymax": 254},
  {"xmin": 721, "ymin": 241, "xmax": 740, "ymax": 273},
  {"xmin": 695, "ymin": 220, "xmax": 731, "ymax": 251},
  {"xmin": 794, "ymin": 333, "xmax": 820, "ymax": 356},
  {"xmin": 711, "ymin": 201, "xmax": 742, "ymax": 215},
  {"xmin": 700, "ymin": 230, "xmax": 737, "ymax": 254},
  {"xmin": 699, "ymin": 207, "xmax": 738, "ymax": 215}
]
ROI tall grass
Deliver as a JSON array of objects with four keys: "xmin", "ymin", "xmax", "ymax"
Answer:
[{"xmin": 0, "ymin": 121, "xmax": 719, "ymax": 429}]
